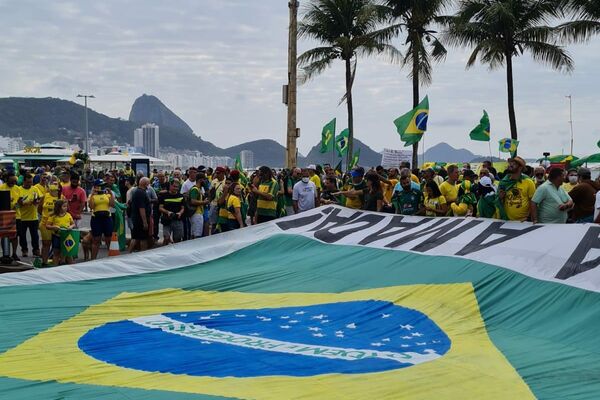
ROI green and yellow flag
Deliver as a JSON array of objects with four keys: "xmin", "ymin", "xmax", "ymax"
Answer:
[
  {"xmin": 499, "ymin": 138, "xmax": 519, "ymax": 156},
  {"xmin": 394, "ymin": 96, "xmax": 429, "ymax": 147},
  {"xmin": 320, "ymin": 118, "xmax": 336, "ymax": 154},
  {"xmin": 334, "ymin": 160, "xmax": 343, "ymax": 175},
  {"xmin": 469, "ymin": 110, "xmax": 490, "ymax": 142},
  {"xmin": 348, "ymin": 148, "xmax": 360, "ymax": 170},
  {"xmin": 335, "ymin": 128, "xmax": 349, "ymax": 157},
  {"xmin": 59, "ymin": 229, "xmax": 80, "ymax": 258},
  {"xmin": 235, "ymin": 155, "xmax": 249, "ymax": 186}
]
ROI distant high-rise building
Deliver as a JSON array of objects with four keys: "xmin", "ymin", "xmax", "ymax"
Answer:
[
  {"xmin": 133, "ymin": 123, "xmax": 160, "ymax": 157},
  {"xmin": 240, "ymin": 150, "xmax": 254, "ymax": 169}
]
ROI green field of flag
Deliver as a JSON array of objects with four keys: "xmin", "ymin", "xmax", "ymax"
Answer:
[{"xmin": 0, "ymin": 206, "xmax": 599, "ymax": 399}]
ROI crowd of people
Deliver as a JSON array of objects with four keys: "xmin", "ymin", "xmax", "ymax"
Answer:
[{"xmin": 0, "ymin": 157, "xmax": 599, "ymax": 266}]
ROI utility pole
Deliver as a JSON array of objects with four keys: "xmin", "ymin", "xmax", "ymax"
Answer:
[
  {"xmin": 566, "ymin": 95, "xmax": 574, "ymax": 155},
  {"xmin": 77, "ymin": 94, "xmax": 95, "ymax": 153},
  {"xmin": 285, "ymin": 0, "xmax": 299, "ymax": 168}
]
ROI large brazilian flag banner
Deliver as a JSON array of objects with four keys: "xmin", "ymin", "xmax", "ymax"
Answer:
[{"xmin": 1, "ymin": 206, "xmax": 599, "ymax": 399}]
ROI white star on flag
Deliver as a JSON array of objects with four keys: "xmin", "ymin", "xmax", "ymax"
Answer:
[
  {"xmin": 416, "ymin": 342, "xmax": 427, "ymax": 346},
  {"xmin": 210, "ymin": 313, "xmax": 220, "ymax": 317},
  {"xmin": 180, "ymin": 314, "xmax": 187, "ymax": 317},
  {"xmin": 346, "ymin": 323, "xmax": 357, "ymax": 329},
  {"xmin": 335, "ymin": 330, "xmax": 344, "ymax": 335},
  {"xmin": 321, "ymin": 320, "xmax": 330, "ymax": 324},
  {"xmin": 400, "ymin": 324, "xmax": 414, "ymax": 330},
  {"xmin": 336, "ymin": 333, "xmax": 344, "ymax": 338},
  {"xmin": 308, "ymin": 327, "xmax": 321, "ymax": 332},
  {"xmin": 201, "ymin": 341, "xmax": 211, "ymax": 344},
  {"xmin": 401, "ymin": 336, "xmax": 412, "ymax": 340},
  {"xmin": 199, "ymin": 316, "xmax": 211, "ymax": 320},
  {"xmin": 371, "ymin": 342, "xmax": 384, "ymax": 347},
  {"xmin": 280, "ymin": 325, "xmax": 291, "ymax": 329},
  {"xmin": 289, "ymin": 320, "xmax": 299, "ymax": 324},
  {"xmin": 249, "ymin": 333, "xmax": 261, "ymax": 336},
  {"xmin": 235, "ymin": 314, "xmax": 246, "ymax": 318},
  {"xmin": 311, "ymin": 314, "xmax": 327, "ymax": 320},
  {"xmin": 295, "ymin": 311, "xmax": 306, "ymax": 315},
  {"xmin": 411, "ymin": 332, "xmax": 423, "ymax": 337},
  {"xmin": 381, "ymin": 314, "xmax": 391, "ymax": 318},
  {"xmin": 401, "ymin": 344, "xmax": 409, "ymax": 348},
  {"xmin": 313, "ymin": 333, "xmax": 325, "ymax": 337},
  {"xmin": 280, "ymin": 316, "xmax": 290, "ymax": 319},
  {"xmin": 382, "ymin": 338, "xmax": 390, "ymax": 342}
]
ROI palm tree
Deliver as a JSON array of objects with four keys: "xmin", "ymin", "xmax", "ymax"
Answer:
[
  {"xmin": 558, "ymin": 0, "xmax": 600, "ymax": 41},
  {"xmin": 298, "ymin": 0, "xmax": 399, "ymax": 168},
  {"xmin": 384, "ymin": 0, "xmax": 449, "ymax": 168},
  {"xmin": 445, "ymin": 0, "xmax": 574, "ymax": 140}
]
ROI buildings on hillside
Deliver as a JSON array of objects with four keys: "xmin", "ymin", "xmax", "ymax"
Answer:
[
  {"xmin": 240, "ymin": 150, "xmax": 254, "ymax": 169},
  {"xmin": 0, "ymin": 136, "xmax": 26, "ymax": 153},
  {"xmin": 134, "ymin": 123, "xmax": 160, "ymax": 158},
  {"xmin": 159, "ymin": 150, "xmax": 233, "ymax": 169}
]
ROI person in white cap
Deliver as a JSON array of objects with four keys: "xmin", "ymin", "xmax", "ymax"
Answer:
[{"xmin": 307, "ymin": 164, "xmax": 322, "ymax": 198}]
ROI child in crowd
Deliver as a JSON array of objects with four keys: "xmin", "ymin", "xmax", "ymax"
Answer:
[{"xmin": 45, "ymin": 200, "xmax": 75, "ymax": 266}]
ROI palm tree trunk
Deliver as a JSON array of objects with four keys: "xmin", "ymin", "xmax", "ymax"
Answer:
[
  {"xmin": 506, "ymin": 53, "xmax": 518, "ymax": 140},
  {"xmin": 345, "ymin": 57, "xmax": 354, "ymax": 170},
  {"xmin": 412, "ymin": 45, "xmax": 420, "ymax": 169}
]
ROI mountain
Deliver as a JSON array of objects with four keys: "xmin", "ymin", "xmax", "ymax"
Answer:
[
  {"xmin": 303, "ymin": 138, "xmax": 382, "ymax": 167},
  {"xmin": 223, "ymin": 139, "xmax": 306, "ymax": 167},
  {"xmin": 419, "ymin": 143, "xmax": 482, "ymax": 164},
  {"xmin": 129, "ymin": 94, "xmax": 194, "ymax": 134},
  {"xmin": 0, "ymin": 97, "xmax": 221, "ymax": 154}
]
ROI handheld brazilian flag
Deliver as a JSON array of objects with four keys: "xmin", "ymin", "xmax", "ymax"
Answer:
[
  {"xmin": 3, "ymin": 207, "xmax": 600, "ymax": 399},
  {"xmin": 334, "ymin": 159, "xmax": 343, "ymax": 175},
  {"xmin": 499, "ymin": 138, "xmax": 519, "ymax": 156},
  {"xmin": 320, "ymin": 118, "xmax": 336, "ymax": 153},
  {"xmin": 235, "ymin": 155, "xmax": 249, "ymax": 186},
  {"xmin": 348, "ymin": 148, "xmax": 360, "ymax": 170},
  {"xmin": 469, "ymin": 110, "xmax": 490, "ymax": 142},
  {"xmin": 335, "ymin": 128, "xmax": 349, "ymax": 157},
  {"xmin": 59, "ymin": 229, "xmax": 79, "ymax": 258},
  {"xmin": 394, "ymin": 96, "xmax": 429, "ymax": 147}
]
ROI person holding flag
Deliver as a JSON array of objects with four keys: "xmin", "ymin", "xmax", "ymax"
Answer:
[{"xmin": 45, "ymin": 200, "xmax": 75, "ymax": 266}]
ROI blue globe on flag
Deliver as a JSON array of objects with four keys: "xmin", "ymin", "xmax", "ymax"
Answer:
[
  {"xmin": 503, "ymin": 139, "xmax": 512, "ymax": 150},
  {"xmin": 415, "ymin": 112, "xmax": 428, "ymax": 131},
  {"xmin": 79, "ymin": 300, "xmax": 451, "ymax": 378}
]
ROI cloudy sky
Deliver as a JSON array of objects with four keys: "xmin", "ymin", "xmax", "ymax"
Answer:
[{"xmin": 1, "ymin": 0, "xmax": 599, "ymax": 159}]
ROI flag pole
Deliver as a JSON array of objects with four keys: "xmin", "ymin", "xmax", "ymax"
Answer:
[{"xmin": 488, "ymin": 141, "xmax": 493, "ymax": 163}]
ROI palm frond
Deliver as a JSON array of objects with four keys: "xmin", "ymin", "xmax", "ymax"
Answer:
[{"xmin": 521, "ymin": 40, "xmax": 574, "ymax": 72}]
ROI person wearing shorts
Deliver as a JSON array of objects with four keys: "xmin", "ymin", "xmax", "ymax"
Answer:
[
  {"xmin": 88, "ymin": 180, "xmax": 115, "ymax": 260},
  {"xmin": 189, "ymin": 177, "xmax": 208, "ymax": 239},
  {"xmin": 159, "ymin": 180, "xmax": 185, "ymax": 244}
]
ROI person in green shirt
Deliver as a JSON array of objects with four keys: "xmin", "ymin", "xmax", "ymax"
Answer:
[
  {"xmin": 250, "ymin": 166, "xmax": 279, "ymax": 224},
  {"xmin": 530, "ymin": 167, "xmax": 573, "ymax": 224}
]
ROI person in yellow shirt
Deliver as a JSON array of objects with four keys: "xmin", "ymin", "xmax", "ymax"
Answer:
[
  {"xmin": 0, "ymin": 173, "xmax": 21, "ymax": 261},
  {"xmin": 45, "ymin": 200, "xmax": 75, "ymax": 266},
  {"xmin": 59, "ymin": 170, "xmax": 71, "ymax": 188},
  {"xmin": 33, "ymin": 173, "xmax": 49, "ymax": 199},
  {"xmin": 307, "ymin": 165, "xmax": 322, "ymax": 195},
  {"xmin": 250, "ymin": 166, "xmax": 279, "ymax": 223},
  {"xmin": 424, "ymin": 181, "xmax": 448, "ymax": 217},
  {"xmin": 498, "ymin": 157, "xmax": 536, "ymax": 222},
  {"xmin": 88, "ymin": 179, "xmax": 115, "ymax": 260},
  {"xmin": 439, "ymin": 165, "xmax": 460, "ymax": 207},
  {"xmin": 226, "ymin": 183, "xmax": 244, "ymax": 231},
  {"xmin": 378, "ymin": 167, "xmax": 399, "ymax": 207},
  {"xmin": 562, "ymin": 168, "xmax": 578, "ymax": 193},
  {"xmin": 39, "ymin": 184, "xmax": 61, "ymax": 266},
  {"xmin": 17, "ymin": 174, "xmax": 41, "ymax": 258}
]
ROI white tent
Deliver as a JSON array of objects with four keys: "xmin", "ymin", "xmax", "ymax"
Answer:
[{"xmin": 90, "ymin": 152, "xmax": 170, "ymax": 167}]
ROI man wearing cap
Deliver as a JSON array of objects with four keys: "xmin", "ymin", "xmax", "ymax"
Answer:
[
  {"xmin": 391, "ymin": 168, "xmax": 424, "ymax": 216},
  {"xmin": 568, "ymin": 167, "xmax": 599, "ymax": 223},
  {"xmin": 498, "ymin": 156, "xmax": 536, "ymax": 222},
  {"xmin": 307, "ymin": 165, "xmax": 322, "ymax": 194},
  {"xmin": 335, "ymin": 167, "xmax": 367, "ymax": 209}
]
